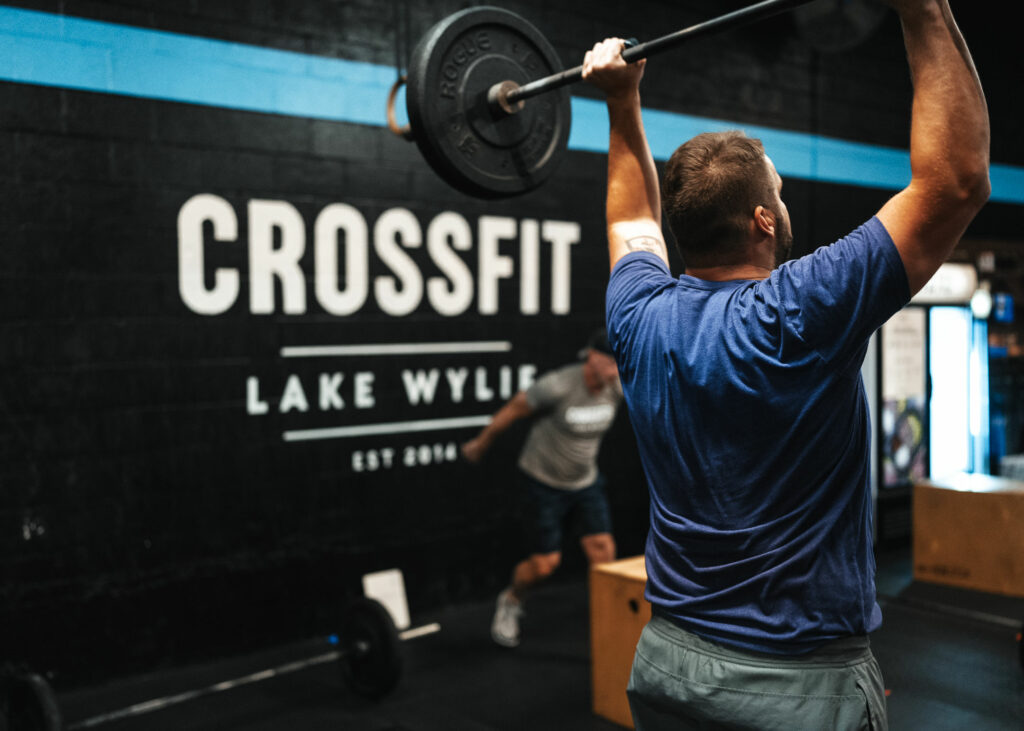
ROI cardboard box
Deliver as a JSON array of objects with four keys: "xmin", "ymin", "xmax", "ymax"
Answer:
[
  {"xmin": 590, "ymin": 555, "xmax": 650, "ymax": 729},
  {"xmin": 913, "ymin": 472, "xmax": 1024, "ymax": 597}
]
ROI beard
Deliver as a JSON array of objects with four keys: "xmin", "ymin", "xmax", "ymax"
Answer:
[{"xmin": 773, "ymin": 216, "xmax": 794, "ymax": 267}]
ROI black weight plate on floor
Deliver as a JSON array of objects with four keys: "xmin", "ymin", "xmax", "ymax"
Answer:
[
  {"xmin": 0, "ymin": 671, "xmax": 62, "ymax": 731},
  {"xmin": 406, "ymin": 6, "xmax": 571, "ymax": 199},
  {"xmin": 339, "ymin": 597, "xmax": 403, "ymax": 699}
]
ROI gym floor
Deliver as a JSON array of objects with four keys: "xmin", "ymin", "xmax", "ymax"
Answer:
[{"xmin": 57, "ymin": 547, "xmax": 1024, "ymax": 731}]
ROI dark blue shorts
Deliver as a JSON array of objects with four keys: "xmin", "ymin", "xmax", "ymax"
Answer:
[{"xmin": 520, "ymin": 469, "xmax": 613, "ymax": 555}]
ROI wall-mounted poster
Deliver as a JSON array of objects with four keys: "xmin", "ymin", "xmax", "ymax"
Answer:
[{"xmin": 881, "ymin": 307, "xmax": 928, "ymax": 487}]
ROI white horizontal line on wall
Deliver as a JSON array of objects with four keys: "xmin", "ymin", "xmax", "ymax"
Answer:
[
  {"xmin": 283, "ymin": 415, "xmax": 492, "ymax": 442},
  {"xmin": 280, "ymin": 341, "xmax": 513, "ymax": 358}
]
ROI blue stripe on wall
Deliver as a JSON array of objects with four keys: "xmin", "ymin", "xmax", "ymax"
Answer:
[
  {"xmin": 569, "ymin": 99, "xmax": 917, "ymax": 192},
  {"xmin": 0, "ymin": 5, "xmax": 396, "ymax": 126},
  {"xmin": 3, "ymin": 5, "xmax": 1022, "ymax": 204}
]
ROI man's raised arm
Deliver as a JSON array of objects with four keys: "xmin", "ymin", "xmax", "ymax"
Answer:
[
  {"xmin": 582, "ymin": 39, "xmax": 668, "ymax": 271},
  {"xmin": 877, "ymin": 0, "xmax": 990, "ymax": 295}
]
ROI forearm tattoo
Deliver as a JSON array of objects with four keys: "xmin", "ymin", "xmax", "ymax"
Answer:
[{"xmin": 625, "ymin": 236, "xmax": 667, "ymax": 257}]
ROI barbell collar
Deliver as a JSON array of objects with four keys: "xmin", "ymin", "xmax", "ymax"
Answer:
[
  {"xmin": 487, "ymin": 80, "xmax": 526, "ymax": 116},
  {"xmin": 349, "ymin": 639, "xmax": 372, "ymax": 658}
]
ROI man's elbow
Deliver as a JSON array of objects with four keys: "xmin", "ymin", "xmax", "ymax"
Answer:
[
  {"xmin": 965, "ymin": 167, "xmax": 992, "ymax": 211},
  {"xmin": 938, "ymin": 162, "xmax": 990, "ymax": 217},
  {"xmin": 962, "ymin": 145, "xmax": 992, "ymax": 202}
]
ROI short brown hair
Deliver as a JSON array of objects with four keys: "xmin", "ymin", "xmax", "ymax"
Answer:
[{"xmin": 662, "ymin": 131, "xmax": 777, "ymax": 267}]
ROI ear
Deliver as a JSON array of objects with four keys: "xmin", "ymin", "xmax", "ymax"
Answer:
[{"xmin": 754, "ymin": 205, "xmax": 776, "ymax": 237}]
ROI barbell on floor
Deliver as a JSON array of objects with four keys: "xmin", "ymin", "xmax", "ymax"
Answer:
[
  {"xmin": 390, "ymin": 0, "xmax": 818, "ymax": 199},
  {"xmin": 333, "ymin": 595, "xmax": 442, "ymax": 701},
  {"xmin": 6, "ymin": 604, "xmax": 1024, "ymax": 728},
  {"xmin": 56, "ymin": 597, "xmax": 439, "ymax": 730},
  {"xmin": 0, "ymin": 666, "xmax": 62, "ymax": 731}
]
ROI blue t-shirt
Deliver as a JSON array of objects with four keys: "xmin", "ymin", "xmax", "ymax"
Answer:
[{"xmin": 606, "ymin": 217, "xmax": 910, "ymax": 655}]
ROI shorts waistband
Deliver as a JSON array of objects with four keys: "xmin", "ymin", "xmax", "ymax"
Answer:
[{"xmin": 647, "ymin": 614, "xmax": 872, "ymax": 669}]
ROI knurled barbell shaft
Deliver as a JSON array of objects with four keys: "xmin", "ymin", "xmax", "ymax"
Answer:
[
  {"xmin": 502, "ymin": 0, "xmax": 817, "ymax": 106},
  {"xmin": 67, "ymin": 620, "xmax": 442, "ymax": 728}
]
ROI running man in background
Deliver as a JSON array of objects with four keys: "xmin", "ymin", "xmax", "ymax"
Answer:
[{"xmin": 461, "ymin": 329, "xmax": 623, "ymax": 647}]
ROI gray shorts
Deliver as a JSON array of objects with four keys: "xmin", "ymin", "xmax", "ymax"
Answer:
[{"xmin": 627, "ymin": 615, "xmax": 887, "ymax": 731}]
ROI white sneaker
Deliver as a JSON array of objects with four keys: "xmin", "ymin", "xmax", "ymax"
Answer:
[{"xmin": 491, "ymin": 588, "xmax": 523, "ymax": 647}]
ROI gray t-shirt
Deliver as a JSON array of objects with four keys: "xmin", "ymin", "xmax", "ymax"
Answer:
[{"xmin": 517, "ymin": 363, "xmax": 622, "ymax": 490}]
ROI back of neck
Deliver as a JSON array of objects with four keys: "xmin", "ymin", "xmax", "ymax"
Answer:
[{"xmin": 684, "ymin": 263, "xmax": 771, "ymax": 281}]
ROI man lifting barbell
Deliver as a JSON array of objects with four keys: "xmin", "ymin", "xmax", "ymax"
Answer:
[{"xmin": 582, "ymin": 0, "xmax": 989, "ymax": 728}]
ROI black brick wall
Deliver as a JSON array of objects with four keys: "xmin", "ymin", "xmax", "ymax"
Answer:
[{"xmin": 1, "ymin": 0, "xmax": 1020, "ymax": 688}]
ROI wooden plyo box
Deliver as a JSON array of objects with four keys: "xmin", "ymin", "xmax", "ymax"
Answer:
[
  {"xmin": 913, "ymin": 472, "xmax": 1024, "ymax": 597},
  {"xmin": 590, "ymin": 555, "xmax": 650, "ymax": 729}
]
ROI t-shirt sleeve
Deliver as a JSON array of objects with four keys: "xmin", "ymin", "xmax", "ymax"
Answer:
[
  {"xmin": 605, "ymin": 252, "xmax": 674, "ymax": 367},
  {"xmin": 769, "ymin": 216, "xmax": 911, "ymax": 367},
  {"xmin": 524, "ymin": 367, "xmax": 572, "ymax": 411}
]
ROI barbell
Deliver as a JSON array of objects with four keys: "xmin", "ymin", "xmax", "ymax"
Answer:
[
  {"xmin": 54, "ymin": 597, "xmax": 438, "ymax": 729},
  {"xmin": 390, "ymin": 0, "xmax": 818, "ymax": 199},
  {"xmin": 0, "ymin": 666, "xmax": 61, "ymax": 731}
]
